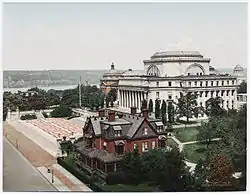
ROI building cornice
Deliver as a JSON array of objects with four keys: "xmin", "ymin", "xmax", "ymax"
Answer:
[{"xmin": 143, "ymin": 57, "xmax": 210, "ymax": 63}]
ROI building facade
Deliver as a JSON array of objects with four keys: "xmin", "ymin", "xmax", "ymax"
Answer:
[
  {"xmin": 117, "ymin": 51, "xmax": 238, "ymax": 111},
  {"xmin": 74, "ymin": 108, "xmax": 168, "ymax": 176}
]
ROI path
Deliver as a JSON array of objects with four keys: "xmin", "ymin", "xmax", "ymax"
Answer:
[
  {"xmin": 3, "ymin": 121, "xmax": 91, "ymax": 191},
  {"xmin": 3, "ymin": 137, "xmax": 56, "ymax": 192}
]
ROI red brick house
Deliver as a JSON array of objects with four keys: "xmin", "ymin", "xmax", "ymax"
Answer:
[{"xmin": 74, "ymin": 107, "xmax": 168, "ymax": 176}]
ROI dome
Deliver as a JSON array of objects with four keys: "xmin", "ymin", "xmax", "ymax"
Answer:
[
  {"xmin": 234, "ymin": 64, "xmax": 244, "ymax": 72},
  {"xmin": 103, "ymin": 63, "xmax": 125, "ymax": 77}
]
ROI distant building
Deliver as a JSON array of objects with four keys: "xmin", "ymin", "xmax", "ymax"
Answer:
[
  {"xmin": 18, "ymin": 90, "xmax": 38, "ymax": 97},
  {"xmin": 117, "ymin": 51, "xmax": 238, "ymax": 111},
  {"xmin": 74, "ymin": 108, "xmax": 168, "ymax": 176},
  {"xmin": 100, "ymin": 63, "xmax": 125, "ymax": 96},
  {"xmin": 232, "ymin": 64, "xmax": 247, "ymax": 84}
]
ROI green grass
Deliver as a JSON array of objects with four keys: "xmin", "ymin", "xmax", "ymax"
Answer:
[
  {"xmin": 166, "ymin": 138, "xmax": 179, "ymax": 148},
  {"xmin": 183, "ymin": 142, "xmax": 218, "ymax": 163},
  {"xmin": 174, "ymin": 127, "xmax": 199, "ymax": 143}
]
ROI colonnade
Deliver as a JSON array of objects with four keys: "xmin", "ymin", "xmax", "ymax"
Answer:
[{"xmin": 118, "ymin": 90, "xmax": 148, "ymax": 109}]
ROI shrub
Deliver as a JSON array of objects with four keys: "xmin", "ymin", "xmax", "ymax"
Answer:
[
  {"xmin": 106, "ymin": 171, "xmax": 137, "ymax": 185},
  {"xmin": 20, "ymin": 114, "xmax": 37, "ymax": 120}
]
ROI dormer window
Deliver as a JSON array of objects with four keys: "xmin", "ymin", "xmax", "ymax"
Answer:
[{"xmin": 143, "ymin": 128, "xmax": 148, "ymax": 135}]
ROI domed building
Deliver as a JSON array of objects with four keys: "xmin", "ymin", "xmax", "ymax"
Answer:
[
  {"xmin": 100, "ymin": 63, "xmax": 125, "ymax": 95},
  {"xmin": 116, "ymin": 50, "xmax": 238, "ymax": 111},
  {"xmin": 232, "ymin": 64, "xmax": 247, "ymax": 84}
]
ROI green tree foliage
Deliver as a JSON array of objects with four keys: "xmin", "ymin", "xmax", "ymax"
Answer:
[
  {"xmin": 237, "ymin": 81, "xmax": 247, "ymax": 94},
  {"xmin": 3, "ymin": 105, "xmax": 8, "ymax": 121},
  {"xmin": 161, "ymin": 100, "xmax": 167, "ymax": 125},
  {"xmin": 193, "ymin": 159, "xmax": 207, "ymax": 190},
  {"xmin": 107, "ymin": 88, "xmax": 117, "ymax": 102},
  {"xmin": 205, "ymin": 97, "xmax": 226, "ymax": 118},
  {"xmin": 50, "ymin": 105, "xmax": 72, "ymax": 118},
  {"xmin": 167, "ymin": 101, "xmax": 175, "ymax": 123},
  {"xmin": 60, "ymin": 140, "xmax": 73, "ymax": 155},
  {"xmin": 176, "ymin": 92, "xmax": 198, "ymax": 123},
  {"xmin": 149, "ymin": 99, "xmax": 153, "ymax": 113},
  {"xmin": 155, "ymin": 99, "xmax": 161, "ymax": 119}
]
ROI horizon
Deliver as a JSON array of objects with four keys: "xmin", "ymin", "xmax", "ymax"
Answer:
[{"xmin": 3, "ymin": 3, "xmax": 247, "ymax": 70}]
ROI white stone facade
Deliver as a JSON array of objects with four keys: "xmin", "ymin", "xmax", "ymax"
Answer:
[{"xmin": 117, "ymin": 51, "xmax": 238, "ymax": 111}]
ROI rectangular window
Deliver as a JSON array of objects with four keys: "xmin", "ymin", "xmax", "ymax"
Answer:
[
  {"xmin": 222, "ymin": 81, "xmax": 224, "ymax": 86},
  {"xmin": 211, "ymin": 81, "xmax": 213, "ymax": 86},
  {"xmin": 227, "ymin": 90, "xmax": 229, "ymax": 96},
  {"xmin": 152, "ymin": 141, "xmax": 156, "ymax": 149},
  {"xmin": 200, "ymin": 73, "xmax": 202, "ymax": 75},
  {"xmin": 227, "ymin": 80, "xmax": 229, "ymax": 85},
  {"xmin": 206, "ymin": 81, "xmax": 208, "ymax": 87},
  {"xmin": 143, "ymin": 128, "xmax": 148, "ymax": 135},
  {"xmin": 195, "ymin": 81, "xmax": 197, "ymax": 86},
  {"xmin": 189, "ymin": 82, "xmax": 191, "ymax": 87},
  {"xmin": 205, "ymin": 91, "xmax": 208, "ymax": 97},
  {"xmin": 156, "ymin": 82, "xmax": 159, "ymax": 87},
  {"xmin": 168, "ymin": 82, "xmax": 172, "ymax": 87},
  {"xmin": 156, "ymin": 92, "xmax": 159, "ymax": 98},
  {"xmin": 196, "ymin": 73, "xmax": 199, "ymax": 75},
  {"xmin": 200, "ymin": 91, "xmax": 203, "ymax": 97},
  {"xmin": 232, "ymin": 90, "xmax": 234, "ymax": 96},
  {"xmin": 168, "ymin": 95, "xmax": 172, "ymax": 100},
  {"xmin": 134, "ymin": 144, "xmax": 137, "ymax": 150},
  {"xmin": 142, "ymin": 143, "xmax": 145, "ymax": 152},
  {"xmin": 232, "ymin": 80, "xmax": 235, "ymax": 85},
  {"xmin": 217, "ymin": 81, "xmax": 219, "ymax": 86},
  {"xmin": 200, "ymin": 102, "xmax": 202, "ymax": 107},
  {"xmin": 200, "ymin": 81, "xmax": 203, "ymax": 87},
  {"xmin": 145, "ymin": 142, "xmax": 148, "ymax": 152},
  {"xmin": 188, "ymin": 73, "xmax": 190, "ymax": 76}
]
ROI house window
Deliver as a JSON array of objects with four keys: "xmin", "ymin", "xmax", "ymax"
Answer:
[
  {"xmin": 103, "ymin": 142, "xmax": 107, "ymax": 150},
  {"xmin": 152, "ymin": 141, "xmax": 156, "ymax": 149},
  {"xmin": 115, "ymin": 130, "xmax": 122, "ymax": 137},
  {"xmin": 142, "ymin": 142, "xmax": 148, "ymax": 152},
  {"xmin": 205, "ymin": 91, "xmax": 209, "ymax": 97},
  {"xmin": 143, "ymin": 128, "xmax": 148, "ymax": 135},
  {"xmin": 156, "ymin": 92, "xmax": 159, "ymax": 98},
  {"xmin": 227, "ymin": 80, "xmax": 229, "ymax": 85},
  {"xmin": 189, "ymin": 82, "xmax": 191, "ymax": 87},
  {"xmin": 200, "ymin": 73, "xmax": 202, "ymax": 75},
  {"xmin": 200, "ymin": 81, "xmax": 203, "ymax": 87},
  {"xmin": 168, "ymin": 82, "xmax": 172, "ymax": 87},
  {"xmin": 232, "ymin": 80, "xmax": 235, "ymax": 85},
  {"xmin": 200, "ymin": 102, "xmax": 202, "ymax": 107},
  {"xmin": 222, "ymin": 81, "xmax": 224, "ymax": 86},
  {"xmin": 196, "ymin": 73, "xmax": 199, "ymax": 75},
  {"xmin": 156, "ymin": 82, "xmax": 159, "ymax": 87},
  {"xmin": 168, "ymin": 95, "xmax": 172, "ymax": 100},
  {"xmin": 221, "ymin": 90, "xmax": 225, "ymax": 96},
  {"xmin": 200, "ymin": 91, "xmax": 203, "ymax": 97},
  {"xmin": 216, "ymin": 91, "xmax": 219, "ymax": 97},
  {"xmin": 232, "ymin": 90, "xmax": 234, "ymax": 96},
  {"xmin": 206, "ymin": 81, "xmax": 208, "ymax": 87},
  {"xmin": 226, "ymin": 90, "xmax": 229, "ymax": 96},
  {"xmin": 194, "ymin": 81, "xmax": 197, "ymax": 86},
  {"xmin": 216, "ymin": 81, "xmax": 219, "ymax": 86},
  {"xmin": 116, "ymin": 145, "xmax": 124, "ymax": 155},
  {"xmin": 211, "ymin": 81, "xmax": 213, "ymax": 86},
  {"xmin": 134, "ymin": 143, "xmax": 138, "ymax": 150},
  {"xmin": 188, "ymin": 73, "xmax": 190, "ymax": 76}
]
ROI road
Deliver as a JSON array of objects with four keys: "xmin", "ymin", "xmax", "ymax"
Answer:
[{"xmin": 2, "ymin": 137, "xmax": 56, "ymax": 192}]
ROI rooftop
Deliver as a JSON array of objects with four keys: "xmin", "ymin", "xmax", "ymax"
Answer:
[{"xmin": 151, "ymin": 51, "xmax": 203, "ymax": 58}]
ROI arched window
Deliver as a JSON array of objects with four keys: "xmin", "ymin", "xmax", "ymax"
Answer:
[{"xmin": 147, "ymin": 65, "xmax": 160, "ymax": 76}]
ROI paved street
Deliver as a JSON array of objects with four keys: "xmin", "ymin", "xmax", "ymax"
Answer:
[{"xmin": 3, "ymin": 137, "xmax": 56, "ymax": 192}]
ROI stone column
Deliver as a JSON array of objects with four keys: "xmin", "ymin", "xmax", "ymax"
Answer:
[
  {"xmin": 135, "ymin": 91, "xmax": 138, "ymax": 108},
  {"xmin": 133, "ymin": 91, "xmax": 135, "ymax": 106}
]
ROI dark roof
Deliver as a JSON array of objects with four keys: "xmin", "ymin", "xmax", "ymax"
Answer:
[{"xmin": 75, "ymin": 145, "xmax": 122, "ymax": 163}]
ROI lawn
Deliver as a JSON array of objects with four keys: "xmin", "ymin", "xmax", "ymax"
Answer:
[
  {"xmin": 166, "ymin": 138, "xmax": 179, "ymax": 148},
  {"xmin": 174, "ymin": 127, "xmax": 199, "ymax": 143},
  {"xmin": 183, "ymin": 142, "xmax": 218, "ymax": 163}
]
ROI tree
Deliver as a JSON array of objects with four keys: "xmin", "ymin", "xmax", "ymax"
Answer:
[
  {"xmin": 60, "ymin": 140, "xmax": 73, "ymax": 155},
  {"xmin": 106, "ymin": 98, "xmax": 110, "ymax": 108},
  {"xmin": 155, "ymin": 99, "xmax": 161, "ymax": 119},
  {"xmin": 237, "ymin": 81, "xmax": 247, "ymax": 94},
  {"xmin": 205, "ymin": 97, "xmax": 226, "ymax": 118},
  {"xmin": 193, "ymin": 159, "xmax": 207, "ymax": 190},
  {"xmin": 3, "ymin": 105, "xmax": 8, "ymax": 121},
  {"xmin": 167, "ymin": 101, "xmax": 175, "ymax": 123},
  {"xmin": 50, "ymin": 105, "xmax": 72, "ymax": 118},
  {"xmin": 100, "ymin": 95, "xmax": 105, "ymax": 108},
  {"xmin": 141, "ymin": 99, "xmax": 147, "ymax": 111},
  {"xmin": 149, "ymin": 99, "xmax": 153, "ymax": 113},
  {"xmin": 107, "ymin": 88, "xmax": 117, "ymax": 102},
  {"xmin": 161, "ymin": 100, "xmax": 167, "ymax": 125},
  {"xmin": 207, "ymin": 154, "xmax": 234, "ymax": 186},
  {"xmin": 176, "ymin": 92, "xmax": 198, "ymax": 123}
]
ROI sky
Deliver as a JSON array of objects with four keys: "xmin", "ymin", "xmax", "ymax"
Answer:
[{"xmin": 3, "ymin": 2, "xmax": 248, "ymax": 70}]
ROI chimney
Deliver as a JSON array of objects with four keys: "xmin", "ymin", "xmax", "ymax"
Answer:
[
  {"xmin": 108, "ymin": 111, "xmax": 115, "ymax": 122},
  {"xmin": 111, "ymin": 62, "xmax": 115, "ymax": 70},
  {"xmin": 142, "ymin": 109, "xmax": 149, "ymax": 119},
  {"xmin": 130, "ymin": 106, "xmax": 137, "ymax": 115},
  {"xmin": 98, "ymin": 109, "xmax": 105, "ymax": 117}
]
